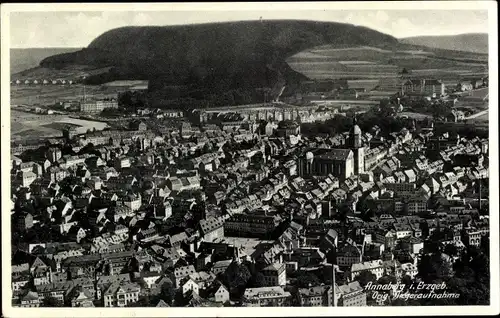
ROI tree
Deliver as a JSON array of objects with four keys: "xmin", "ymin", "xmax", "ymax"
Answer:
[
  {"xmin": 41, "ymin": 295, "xmax": 64, "ymax": 307},
  {"xmin": 221, "ymin": 262, "xmax": 252, "ymax": 298},
  {"xmin": 417, "ymin": 252, "xmax": 454, "ymax": 283},
  {"xmin": 377, "ymin": 274, "xmax": 397, "ymax": 285},
  {"xmin": 159, "ymin": 281, "xmax": 176, "ymax": 305},
  {"xmin": 400, "ymin": 274, "xmax": 414, "ymax": 289},
  {"xmin": 295, "ymin": 271, "xmax": 321, "ymax": 288},
  {"xmin": 250, "ymin": 272, "xmax": 266, "ymax": 288},
  {"xmin": 443, "ymin": 243, "xmax": 459, "ymax": 257},
  {"xmin": 431, "ymin": 100, "xmax": 451, "ymax": 121},
  {"xmin": 354, "ymin": 270, "xmax": 377, "ymax": 288}
]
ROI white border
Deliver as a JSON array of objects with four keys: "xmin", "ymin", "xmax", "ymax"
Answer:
[{"xmin": 1, "ymin": 2, "xmax": 498, "ymax": 317}]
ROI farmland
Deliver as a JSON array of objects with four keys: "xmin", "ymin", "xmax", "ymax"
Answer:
[
  {"xmin": 397, "ymin": 112, "xmax": 433, "ymax": 120},
  {"xmin": 11, "ymin": 109, "xmax": 109, "ymax": 141},
  {"xmin": 468, "ymin": 111, "xmax": 489, "ymax": 123},
  {"xmin": 10, "ymin": 84, "xmax": 121, "ymax": 106},
  {"xmin": 286, "ymin": 45, "xmax": 488, "ymax": 81}
]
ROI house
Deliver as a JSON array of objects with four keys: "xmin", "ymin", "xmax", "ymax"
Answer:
[
  {"xmin": 114, "ymin": 156, "xmax": 131, "ymax": 169},
  {"xmin": 297, "ymin": 285, "xmax": 333, "ymax": 306},
  {"xmin": 123, "ymin": 193, "xmax": 141, "ymax": 211},
  {"xmin": 67, "ymin": 226, "xmax": 87, "ymax": 243},
  {"xmin": 199, "ymin": 216, "xmax": 225, "ymax": 242},
  {"xmin": 20, "ymin": 291, "xmax": 40, "ymax": 307},
  {"xmin": 261, "ymin": 263, "xmax": 287, "ymax": 286},
  {"xmin": 336, "ymin": 281, "xmax": 366, "ymax": 307},
  {"xmin": 173, "ymin": 265, "xmax": 197, "ymax": 288},
  {"xmin": 15, "ymin": 212, "xmax": 34, "ymax": 231},
  {"xmin": 213, "ymin": 282, "xmax": 230, "ymax": 303},
  {"xmin": 351, "ymin": 259, "xmax": 384, "ymax": 281},
  {"xmin": 401, "ymin": 262, "xmax": 418, "ymax": 279},
  {"xmin": 135, "ymin": 227, "xmax": 160, "ymax": 243},
  {"xmin": 12, "ymin": 276, "xmax": 30, "ymax": 292},
  {"xmin": 393, "ymin": 223, "xmax": 413, "ymax": 239},
  {"xmin": 103, "ymin": 282, "xmax": 140, "ymax": 307},
  {"xmin": 156, "ymin": 299, "xmax": 170, "ymax": 307},
  {"xmin": 336, "ymin": 243, "xmax": 362, "ymax": 268},
  {"xmin": 68, "ymin": 286, "xmax": 95, "ymax": 307},
  {"xmin": 20, "ymin": 171, "xmax": 37, "ymax": 187},
  {"xmin": 211, "ymin": 260, "xmax": 232, "ymax": 275},
  {"xmin": 242, "ymin": 286, "xmax": 291, "ymax": 307},
  {"xmin": 181, "ymin": 277, "xmax": 200, "ymax": 296}
]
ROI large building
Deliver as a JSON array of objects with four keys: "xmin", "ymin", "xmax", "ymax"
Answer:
[
  {"xmin": 297, "ymin": 285, "xmax": 333, "ymax": 306},
  {"xmin": 275, "ymin": 120, "xmax": 301, "ymax": 137},
  {"xmin": 80, "ymin": 99, "xmax": 118, "ymax": 113},
  {"xmin": 298, "ymin": 148, "xmax": 354, "ymax": 180},
  {"xmin": 223, "ymin": 214, "xmax": 283, "ymax": 238},
  {"xmin": 336, "ymin": 281, "xmax": 366, "ymax": 307},
  {"xmin": 261, "ymin": 263, "xmax": 287, "ymax": 286},
  {"xmin": 242, "ymin": 286, "xmax": 291, "ymax": 307},
  {"xmin": 297, "ymin": 115, "xmax": 364, "ymax": 179},
  {"xmin": 402, "ymin": 79, "xmax": 446, "ymax": 97}
]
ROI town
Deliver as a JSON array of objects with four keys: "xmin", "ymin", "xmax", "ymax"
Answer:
[{"xmin": 10, "ymin": 64, "xmax": 491, "ymax": 309}]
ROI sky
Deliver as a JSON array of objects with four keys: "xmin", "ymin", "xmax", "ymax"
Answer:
[{"xmin": 9, "ymin": 9, "xmax": 489, "ymax": 48}]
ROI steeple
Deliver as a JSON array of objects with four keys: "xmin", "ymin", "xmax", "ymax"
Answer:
[
  {"xmin": 349, "ymin": 113, "xmax": 362, "ymax": 149},
  {"xmin": 349, "ymin": 112, "xmax": 365, "ymax": 175}
]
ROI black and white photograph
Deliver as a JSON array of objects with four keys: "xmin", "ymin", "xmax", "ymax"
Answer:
[{"xmin": 1, "ymin": 2, "xmax": 498, "ymax": 317}]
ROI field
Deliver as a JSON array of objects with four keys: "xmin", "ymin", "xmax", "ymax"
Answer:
[
  {"xmin": 10, "ymin": 84, "xmax": 120, "ymax": 106},
  {"xmin": 469, "ymin": 87, "xmax": 489, "ymax": 99},
  {"xmin": 102, "ymin": 80, "xmax": 149, "ymax": 87},
  {"xmin": 397, "ymin": 112, "xmax": 433, "ymax": 119},
  {"xmin": 11, "ymin": 109, "xmax": 109, "ymax": 141},
  {"xmin": 287, "ymin": 45, "xmax": 488, "ymax": 82},
  {"xmin": 468, "ymin": 111, "xmax": 489, "ymax": 123}
]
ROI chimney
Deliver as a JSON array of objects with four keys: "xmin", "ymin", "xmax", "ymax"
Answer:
[{"xmin": 332, "ymin": 263, "xmax": 337, "ymax": 307}]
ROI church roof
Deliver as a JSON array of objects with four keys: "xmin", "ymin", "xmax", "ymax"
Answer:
[{"xmin": 316, "ymin": 149, "xmax": 352, "ymax": 161}]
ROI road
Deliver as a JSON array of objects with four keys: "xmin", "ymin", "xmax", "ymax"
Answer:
[{"xmin": 466, "ymin": 109, "xmax": 489, "ymax": 120}]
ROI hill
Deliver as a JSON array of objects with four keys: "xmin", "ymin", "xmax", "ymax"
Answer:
[
  {"xmin": 38, "ymin": 20, "xmax": 399, "ymax": 108},
  {"xmin": 287, "ymin": 44, "xmax": 488, "ymax": 82},
  {"xmin": 400, "ymin": 33, "xmax": 488, "ymax": 54},
  {"xmin": 10, "ymin": 48, "xmax": 81, "ymax": 74}
]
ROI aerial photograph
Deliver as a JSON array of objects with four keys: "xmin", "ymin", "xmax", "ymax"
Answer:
[{"xmin": 7, "ymin": 5, "xmax": 491, "ymax": 309}]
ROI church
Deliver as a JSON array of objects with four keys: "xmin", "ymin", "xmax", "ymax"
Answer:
[{"xmin": 297, "ymin": 116, "xmax": 365, "ymax": 180}]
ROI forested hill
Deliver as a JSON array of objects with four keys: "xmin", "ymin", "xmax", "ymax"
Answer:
[{"xmin": 40, "ymin": 20, "xmax": 400, "ymax": 107}]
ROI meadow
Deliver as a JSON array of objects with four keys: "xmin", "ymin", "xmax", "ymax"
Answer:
[
  {"xmin": 10, "ymin": 84, "xmax": 122, "ymax": 106},
  {"xmin": 11, "ymin": 109, "xmax": 109, "ymax": 141},
  {"xmin": 286, "ymin": 45, "xmax": 488, "ymax": 83}
]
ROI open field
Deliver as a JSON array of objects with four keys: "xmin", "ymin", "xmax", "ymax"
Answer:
[
  {"xmin": 287, "ymin": 45, "xmax": 488, "ymax": 82},
  {"xmin": 466, "ymin": 110, "xmax": 489, "ymax": 123},
  {"xmin": 469, "ymin": 87, "xmax": 489, "ymax": 99},
  {"xmin": 469, "ymin": 113, "xmax": 489, "ymax": 123},
  {"xmin": 102, "ymin": 80, "xmax": 149, "ymax": 87},
  {"xmin": 10, "ymin": 84, "xmax": 120, "ymax": 106},
  {"xmin": 11, "ymin": 109, "xmax": 109, "ymax": 141},
  {"xmin": 397, "ymin": 112, "xmax": 433, "ymax": 119}
]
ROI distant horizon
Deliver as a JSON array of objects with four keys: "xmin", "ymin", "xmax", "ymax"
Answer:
[
  {"xmin": 9, "ymin": 10, "xmax": 490, "ymax": 48},
  {"xmin": 8, "ymin": 29, "xmax": 489, "ymax": 49}
]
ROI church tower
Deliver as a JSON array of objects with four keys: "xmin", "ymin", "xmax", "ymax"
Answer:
[{"xmin": 349, "ymin": 114, "xmax": 365, "ymax": 175}]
